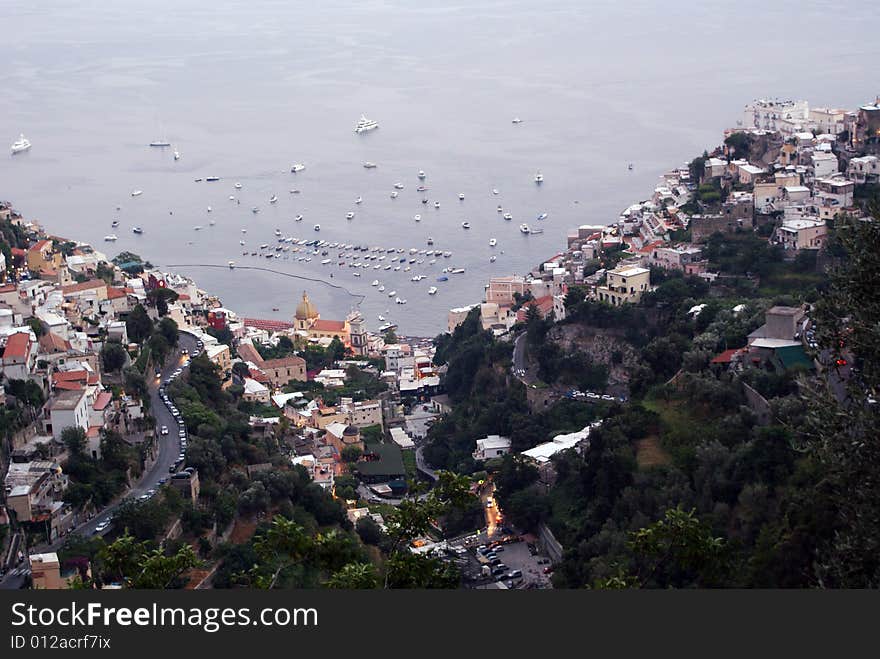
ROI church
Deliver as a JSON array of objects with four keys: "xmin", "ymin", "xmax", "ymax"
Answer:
[{"xmin": 293, "ymin": 291, "xmax": 368, "ymax": 356}]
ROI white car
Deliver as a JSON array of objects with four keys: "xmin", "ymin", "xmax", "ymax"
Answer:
[{"xmin": 160, "ymin": 426, "xmax": 169, "ymax": 435}]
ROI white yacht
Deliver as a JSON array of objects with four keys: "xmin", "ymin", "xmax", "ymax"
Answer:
[
  {"xmin": 207, "ymin": 206, "xmax": 212, "ymax": 212},
  {"xmin": 270, "ymin": 195, "xmax": 278, "ymax": 204},
  {"xmin": 503, "ymin": 212, "xmax": 512, "ymax": 221},
  {"xmin": 295, "ymin": 214, "xmax": 303, "ymax": 222},
  {"xmin": 434, "ymin": 202, "xmax": 440, "ymax": 209},
  {"xmin": 377, "ymin": 314, "xmax": 385, "ymax": 322},
  {"xmin": 534, "ymin": 170, "xmax": 544, "ymax": 183},
  {"xmin": 492, "ymin": 188, "xmax": 499, "ymax": 195},
  {"xmin": 251, "ymin": 207, "xmax": 259, "ymax": 214},
  {"xmin": 378, "ymin": 285, "xmax": 385, "ymax": 292},
  {"xmin": 497, "ymin": 205, "xmax": 503, "ymax": 213},
  {"xmin": 228, "ymin": 261, "xmax": 235, "ymax": 269},
  {"xmin": 458, "ymin": 193, "xmax": 465, "ymax": 200},
  {"xmin": 418, "ymin": 170, "xmax": 426, "ymax": 180},
  {"xmin": 413, "ymin": 214, "xmax": 421, "ymax": 222},
  {"xmin": 104, "ymin": 234, "xmax": 118, "ymax": 242},
  {"xmin": 11, "ymin": 134, "xmax": 31, "ymax": 154},
  {"xmin": 390, "ymin": 191, "xmax": 399, "ymax": 199},
  {"xmin": 234, "ymin": 182, "xmax": 242, "ymax": 189},
  {"xmin": 371, "ymin": 279, "xmax": 379, "ymax": 286},
  {"xmin": 520, "ymin": 224, "xmax": 530, "ymax": 234},
  {"xmin": 173, "ymin": 149, "xmax": 181, "ymax": 160},
  {"xmin": 428, "ymin": 286, "xmax": 438, "ymax": 295},
  {"xmin": 536, "ymin": 213, "xmax": 548, "ymax": 221},
  {"xmin": 228, "ymin": 195, "xmax": 235, "ymax": 201},
  {"xmin": 355, "ymin": 196, "xmax": 363, "ymax": 204},
  {"xmin": 394, "ymin": 183, "xmax": 405, "ymax": 190},
  {"xmin": 363, "ymin": 161, "xmax": 378, "ymax": 169},
  {"xmin": 131, "ymin": 190, "xmax": 143, "ymax": 197},
  {"xmin": 291, "ymin": 163, "xmax": 306, "ymax": 173},
  {"xmin": 111, "ymin": 220, "xmax": 119, "ymax": 228},
  {"xmin": 314, "ymin": 224, "xmax": 321, "ymax": 231},
  {"xmin": 512, "ymin": 117, "xmax": 522, "ymax": 124},
  {"xmin": 346, "ymin": 212, "xmax": 355, "ymax": 219},
  {"xmin": 461, "ymin": 221, "xmax": 471, "ymax": 229},
  {"xmin": 132, "ymin": 226, "xmax": 144, "ymax": 234},
  {"xmin": 489, "ymin": 238, "xmax": 497, "ymax": 247},
  {"xmin": 355, "ymin": 115, "xmax": 379, "ymax": 133}
]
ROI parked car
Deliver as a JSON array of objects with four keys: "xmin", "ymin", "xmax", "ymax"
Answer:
[
  {"xmin": 508, "ymin": 569, "xmax": 523, "ymax": 579},
  {"xmin": 160, "ymin": 425, "xmax": 169, "ymax": 435}
]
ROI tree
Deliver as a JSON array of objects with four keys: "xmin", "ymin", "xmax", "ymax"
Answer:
[
  {"xmin": 325, "ymin": 562, "xmax": 378, "ymax": 589},
  {"xmin": 383, "ymin": 329, "xmax": 398, "ymax": 345},
  {"xmin": 126, "ymin": 304, "xmax": 152, "ymax": 344},
  {"xmin": 158, "ymin": 317, "xmax": 179, "ymax": 348},
  {"xmin": 147, "ymin": 287, "xmax": 179, "ymax": 317},
  {"xmin": 27, "ymin": 317, "xmax": 46, "ymax": 337},
  {"xmin": 801, "ymin": 212, "xmax": 880, "ymax": 586},
  {"xmin": 61, "ymin": 427, "xmax": 87, "ymax": 456},
  {"xmin": 249, "ymin": 516, "xmax": 312, "ymax": 589},
  {"xmin": 340, "ymin": 446, "xmax": 362, "ymax": 463},
  {"xmin": 101, "ymin": 341, "xmax": 128, "ymax": 372},
  {"xmin": 355, "ymin": 517, "xmax": 383, "ymax": 545}
]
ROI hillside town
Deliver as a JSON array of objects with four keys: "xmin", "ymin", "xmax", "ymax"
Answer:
[{"xmin": 2, "ymin": 95, "xmax": 879, "ymax": 590}]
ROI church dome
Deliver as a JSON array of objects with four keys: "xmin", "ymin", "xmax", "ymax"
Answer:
[
  {"xmin": 343, "ymin": 424, "xmax": 360, "ymax": 437},
  {"xmin": 295, "ymin": 291, "xmax": 319, "ymax": 320}
]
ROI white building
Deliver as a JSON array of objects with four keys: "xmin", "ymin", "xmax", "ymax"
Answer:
[
  {"xmin": 473, "ymin": 435, "xmax": 512, "ymax": 461},
  {"xmin": 742, "ymin": 99, "xmax": 809, "ymax": 135},
  {"xmin": 46, "ymin": 389, "xmax": 91, "ymax": 443}
]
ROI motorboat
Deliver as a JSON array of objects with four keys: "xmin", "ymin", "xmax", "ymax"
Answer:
[
  {"xmin": 195, "ymin": 178, "xmax": 203, "ymax": 182},
  {"xmin": 534, "ymin": 170, "xmax": 544, "ymax": 183},
  {"xmin": 206, "ymin": 176, "xmax": 220, "ymax": 182},
  {"xmin": 295, "ymin": 214, "xmax": 303, "ymax": 222},
  {"xmin": 529, "ymin": 227, "xmax": 544, "ymax": 234},
  {"xmin": 104, "ymin": 234, "xmax": 118, "ymax": 242},
  {"xmin": 394, "ymin": 183, "xmax": 405, "ymax": 190},
  {"xmin": 436, "ymin": 276, "xmax": 448, "ymax": 282},
  {"xmin": 234, "ymin": 182, "xmax": 242, "ymax": 189},
  {"xmin": 346, "ymin": 212, "xmax": 355, "ymax": 219},
  {"xmin": 251, "ymin": 207, "xmax": 259, "ymax": 213},
  {"xmin": 450, "ymin": 268, "xmax": 465, "ymax": 274},
  {"xmin": 240, "ymin": 240, "xmax": 246, "ymax": 245},
  {"xmin": 490, "ymin": 255, "xmax": 497, "ymax": 262},
  {"xmin": 149, "ymin": 140, "xmax": 171, "ymax": 147},
  {"xmin": 371, "ymin": 279, "xmax": 379, "ymax": 286},
  {"xmin": 355, "ymin": 115, "xmax": 379, "ymax": 133},
  {"xmin": 378, "ymin": 322, "xmax": 397, "ymax": 332},
  {"xmin": 391, "ymin": 191, "xmax": 399, "ymax": 199},
  {"xmin": 363, "ymin": 161, "xmax": 378, "ymax": 169},
  {"xmin": 520, "ymin": 223, "xmax": 530, "ymax": 234},
  {"xmin": 396, "ymin": 297, "xmax": 407, "ymax": 305},
  {"xmin": 228, "ymin": 261, "xmax": 235, "ymax": 269},
  {"xmin": 388, "ymin": 290, "xmax": 397, "ymax": 297},
  {"xmin": 111, "ymin": 221, "xmax": 119, "ymax": 228},
  {"xmin": 207, "ymin": 206, "xmax": 212, "ymax": 212},
  {"xmin": 497, "ymin": 205, "xmax": 503, "ymax": 213},
  {"xmin": 314, "ymin": 224, "xmax": 321, "ymax": 231},
  {"xmin": 418, "ymin": 170, "xmax": 426, "ymax": 179},
  {"xmin": 461, "ymin": 221, "xmax": 471, "ymax": 229},
  {"xmin": 536, "ymin": 213, "xmax": 548, "ymax": 221},
  {"xmin": 11, "ymin": 134, "xmax": 31, "ymax": 154},
  {"xmin": 512, "ymin": 117, "xmax": 522, "ymax": 124},
  {"xmin": 492, "ymin": 188, "xmax": 499, "ymax": 195},
  {"xmin": 434, "ymin": 201, "xmax": 440, "ymax": 208},
  {"xmin": 421, "ymin": 198, "xmax": 428, "ymax": 204},
  {"xmin": 377, "ymin": 315, "xmax": 385, "ymax": 322},
  {"xmin": 458, "ymin": 193, "xmax": 465, "ymax": 200},
  {"xmin": 416, "ymin": 185, "xmax": 428, "ymax": 192},
  {"xmin": 173, "ymin": 149, "xmax": 181, "ymax": 160},
  {"xmin": 414, "ymin": 214, "xmax": 421, "ymax": 222},
  {"xmin": 131, "ymin": 190, "xmax": 143, "ymax": 197},
  {"xmin": 241, "ymin": 228, "xmax": 247, "ymax": 233},
  {"xmin": 628, "ymin": 163, "xmax": 634, "ymax": 171},
  {"xmin": 428, "ymin": 286, "xmax": 438, "ymax": 295},
  {"xmin": 427, "ymin": 237, "xmax": 434, "ymax": 245},
  {"xmin": 270, "ymin": 195, "xmax": 278, "ymax": 203},
  {"xmin": 132, "ymin": 226, "xmax": 144, "ymax": 234},
  {"xmin": 194, "ymin": 225, "xmax": 202, "ymax": 231},
  {"xmin": 378, "ymin": 285, "xmax": 385, "ymax": 292},
  {"xmin": 503, "ymin": 212, "xmax": 512, "ymax": 221},
  {"xmin": 229, "ymin": 195, "xmax": 235, "ymax": 200},
  {"xmin": 489, "ymin": 238, "xmax": 497, "ymax": 247},
  {"xmin": 355, "ymin": 196, "xmax": 363, "ymax": 204},
  {"xmin": 291, "ymin": 163, "xmax": 305, "ymax": 173}
]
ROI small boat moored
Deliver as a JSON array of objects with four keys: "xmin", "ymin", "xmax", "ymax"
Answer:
[{"xmin": 11, "ymin": 134, "xmax": 32, "ymax": 154}]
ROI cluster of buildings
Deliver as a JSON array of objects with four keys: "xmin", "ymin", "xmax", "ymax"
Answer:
[{"xmin": 447, "ymin": 96, "xmax": 879, "ymax": 335}]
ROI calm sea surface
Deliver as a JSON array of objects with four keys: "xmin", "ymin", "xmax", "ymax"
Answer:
[{"xmin": 1, "ymin": 0, "xmax": 877, "ymax": 335}]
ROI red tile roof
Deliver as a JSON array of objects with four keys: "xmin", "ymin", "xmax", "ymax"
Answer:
[
  {"xmin": 54, "ymin": 380, "xmax": 84, "ymax": 391},
  {"xmin": 61, "ymin": 280, "xmax": 106, "ymax": 295},
  {"xmin": 93, "ymin": 392, "xmax": 112, "ymax": 411},
  {"xmin": 711, "ymin": 348, "xmax": 745, "ymax": 364},
  {"xmin": 243, "ymin": 318, "xmax": 295, "ymax": 332},
  {"xmin": 311, "ymin": 319, "xmax": 346, "ymax": 332},
  {"xmin": 515, "ymin": 295, "xmax": 555, "ymax": 323},
  {"xmin": 0, "ymin": 284, "xmax": 16, "ymax": 294},
  {"xmin": 38, "ymin": 332, "xmax": 71, "ymax": 354},
  {"xmin": 263, "ymin": 356, "xmax": 306, "ymax": 370},
  {"xmin": 106, "ymin": 287, "xmax": 128, "ymax": 300},
  {"xmin": 2, "ymin": 332, "xmax": 31, "ymax": 360},
  {"xmin": 29, "ymin": 239, "xmax": 51, "ymax": 252},
  {"xmin": 236, "ymin": 343, "xmax": 264, "ymax": 365}
]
